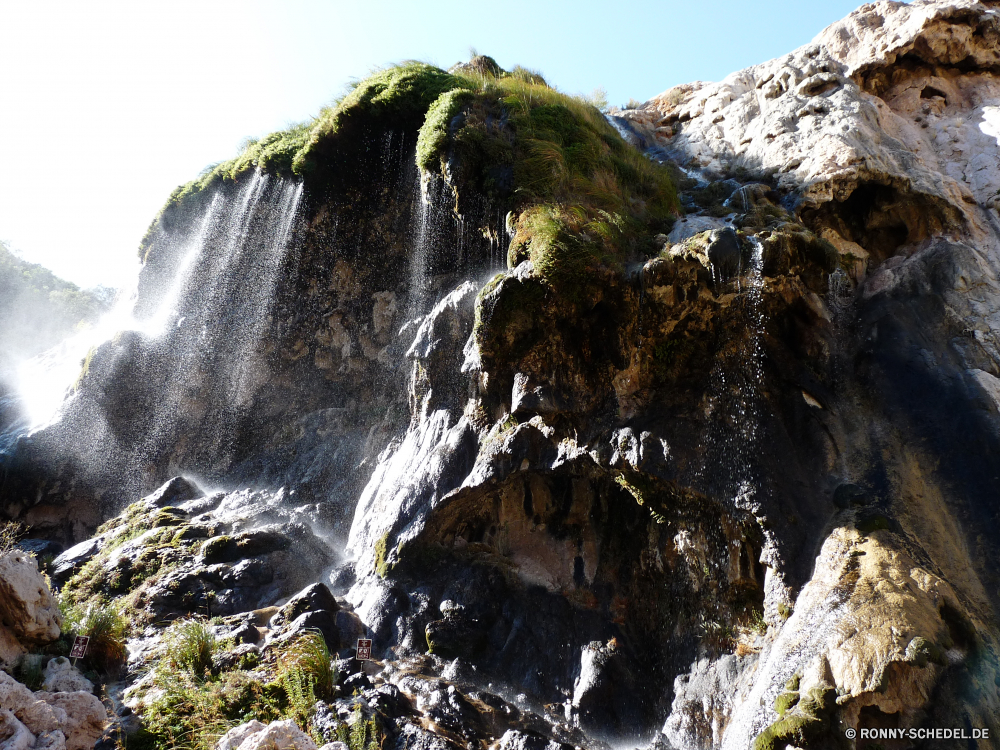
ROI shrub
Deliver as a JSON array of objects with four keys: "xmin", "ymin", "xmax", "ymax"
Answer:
[
  {"xmin": 279, "ymin": 630, "xmax": 336, "ymax": 701},
  {"xmin": 142, "ymin": 669, "xmax": 283, "ymax": 750},
  {"xmin": 60, "ymin": 598, "xmax": 129, "ymax": 677},
  {"xmin": 162, "ymin": 619, "xmax": 217, "ymax": 676},
  {"xmin": 336, "ymin": 706, "xmax": 381, "ymax": 750},
  {"xmin": 0, "ymin": 522, "xmax": 23, "ymax": 556},
  {"xmin": 281, "ymin": 666, "xmax": 319, "ymax": 733}
]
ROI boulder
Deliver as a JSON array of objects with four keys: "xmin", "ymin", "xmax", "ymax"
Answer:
[
  {"xmin": 571, "ymin": 640, "xmax": 644, "ymax": 737},
  {"xmin": 424, "ymin": 614, "xmax": 487, "ymax": 659},
  {"xmin": 0, "ymin": 671, "xmax": 106, "ymax": 750},
  {"xmin": 50, "ymin": 538, "xmax": 103, "ymax": 586},
  {"xmin": 144, "ymin": 476, "xmax": 203, "ymax": 508},
  {"xmin": 666, "ymin": 215, "xmax": 730, "ymax": 244},
  {"xmin": 705, "ymin": 227, "xmax": 742, "ymax": 278},
  {"xmin": 0, "ymin": 550, "xmax": 62, "ymax": 658},
  {"xmin": 13, "ymin": 540, "xmax": 63, "ymax": 560},
  {"xmin": 215, "ymin": 719, "xmax": 317, "ymax": 750},
  {"xmin": 215, "ymin": 720, "xmax": 266, "ymax": 750},
  {"xmin": 0, "ymin": 709, "xmax": 36, "ymax": 750},
  {"xmin": 269, "ymin": 583, "xmax": 340, "ymax": 630},
  {"xmin": 228, "ymin": 621, "xmax": 261, "ymax": 645},
  {"xmin": 495, "ymin": 730, "xmax": 567, "ymax": 750},
  {"xmin": 41, "ymin": 657, "xmax": 94, "ymax": 694},
  {"xmin": 32, "ymin": 691, "xmax": 107, "ymax": 750},
  {"xmin": 265, "ymin": 582, "xmax": 365, "ymax": 655}
]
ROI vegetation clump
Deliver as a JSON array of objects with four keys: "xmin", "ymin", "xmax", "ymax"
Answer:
[
  {"xmin": 905, "ymin": 636, "xmax": 945, "ymax": 667},
  {"xmin": 161, "ymin": 619, "xmax": 217, "ymax": 676},
  {"xmin": 59, "ymin": 598, "xmax": 129, "ymax": 676},
  {"xmin": 374, "ymin": 530, "xmax": 393, "ymax": 578},
  {"xmin": 59, "ymin": 499, "xmax": 204, "ymax": 623},
  {"xmin": 415, "ymin": 61, "xmax": 679, "ymax": 284},
  {"xmin": 0, "ymin": 521, "xmax": 24, "ymax": 556},
  {"xmin": 279, "ymin": 630, "xmax": 336, "ymax": 700},
  {"xmin": 753, "ymin": 684, "xmax": 838, "ymax": 750},
  {"xmin": 137, "ymin": 626, "xmax": 339, "ymax": 749},
  {"xmin": 145, "ymin": 56, "xmax": 678, "ymax": 292}
]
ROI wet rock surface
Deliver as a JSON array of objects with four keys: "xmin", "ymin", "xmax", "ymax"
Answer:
[{"xmin": 3, "ymin": 2, "xmax": 1000, "ymax": 749}]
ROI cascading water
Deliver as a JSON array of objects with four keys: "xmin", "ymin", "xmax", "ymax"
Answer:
[
  {"xmin": 1, "ymin": 169, "xmax": 303, "ymax": 503},
  {"xmin": 697, "ymin": 235, "xmax": 768, "ymax": 507}
]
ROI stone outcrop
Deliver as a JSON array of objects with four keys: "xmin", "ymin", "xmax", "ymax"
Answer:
[
  {"xmin": 56, "ymin": 479, "xmax": 336, "ymax": 626},
  {"xmin": 0, "ymin": 550, "xmax": 61, "ymax": 668},
  {"xmin": 0, "ymin": 670, "xmax": 107, "ymax": 750},
  {"xmin": 611, "ymin": 1, "xmax": 1000, "ymax": 746},
  {"xmin": 5, "ymin": 2, "xmax": 1000, "ymax": 749},
  {"xmin": 625, "ymin": 0, "xmax": 1000, "ymax": 266}
]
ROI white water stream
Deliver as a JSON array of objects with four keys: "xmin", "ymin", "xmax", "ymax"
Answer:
[{"xmin": 6, "ymin": 170, "xmax": 302, "ymax": 438}]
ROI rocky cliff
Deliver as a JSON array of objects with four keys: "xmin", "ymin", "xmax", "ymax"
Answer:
[{"xmin": 2, "ymin": 2, "xmax": 1000, "ymax": 749}]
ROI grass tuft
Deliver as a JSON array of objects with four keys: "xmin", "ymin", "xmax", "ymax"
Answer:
[
  {"xmin": 162, "ymin": 619, "xmax": 217, "ymax": 677},
  {"xmin": 279, "ymin": 630, "xmax": 336, "ymax": 701},
  {"xmin": 60, "ymin": 598, "xmax": 129, "ymax": 677},
  {"xmin": 0, "ymin": 522, "xmax": 24, "ymax": 556}
]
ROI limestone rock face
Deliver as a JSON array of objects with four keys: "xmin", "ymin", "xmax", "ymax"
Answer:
[
  {"xmin": 40, "ymin": 657, "xmax": 94, "ymax": 694},
  {"xmin": 0, "ymin": 670, "xmax": 107, "ymax": 750},
  {"xmin": 6, "ymin": 2, "xmax": 1000, "ymax": 748},
  {"xmin": 627, "ymin": 0, "xmax": 1000, "ymax": 264},
  {"xmin": 214, "ymin": 719, "xmax": 316, "ymax": 750},
  {"xmin": 0, "ymin": 550, "xmax": 61, "ymax": 666},
  {"xmin": 608, "ymin": 1, "xmax": 1000, "ymax": 746}
]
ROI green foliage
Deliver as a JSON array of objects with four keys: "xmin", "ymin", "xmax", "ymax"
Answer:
[
  {"xmin": 774, "ymin": 690, "xmax": 799, "ymax": 717},
  {"xmin": 162, "ymin": 619, "xmax": 217, "ymax": 676},
  {"xmin": 339, "ymin": 707, "xmax": 381, "ymax": 750},
  {"xmin": 747, "ymin": 606, "xmax": 768, "ymax": 635},
  {"xmin": 753, "ymin": 686, "xmax": 837, "ymax": 750},
  {"xmin": 296, "ymin": 61, "xmax": 462, "ymax": 173},
  {"xmin": 139, "ymin": 627, "xmax": 339, "ymax": 748},
  {"xmin": 416, "ymin": 87, "xmax": 476, "ymax": 171},
  {"xmin": 613, "ymin": 472, "xmax": 671, "ymax": 525},
  {"xmin": 61, "ymin": 501, "xmax": 200, "ymax": 618},
  {"xmin": 279, "ymin": 630, "xmax": 336, "ymax": 700},
  {"xmin": 0, "ymin": 242, "xmax": 111, "ymax": 360},
  {"xmin": 777, "ymin": 602, "xmax": 793, "ymax": 620},
  {"xmin": 281, "ymin": 666, "xmax": 319, "ymax": 732},
  {"xmin": 142, "ymin": 668, "xmax": 284, "ymax": 750},
  {"xmin": 413, "ymin": 62, "xmax": 679, "ymax": 288},
  {"xmin": 60, "ymin": 598, "xmax": 129, "ymax": 676},
  {"xmin": 374, "ymin": 531, "xmax": 392, "ymax": 578}
]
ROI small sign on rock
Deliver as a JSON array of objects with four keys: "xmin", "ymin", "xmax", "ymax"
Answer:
[
  {"xmin": 70, "ymin": 636, "xmax": 90, "ymax": 659},
  {"xmin": 356, "ymin": 638, "xmax": 372, "ymax": 661}
]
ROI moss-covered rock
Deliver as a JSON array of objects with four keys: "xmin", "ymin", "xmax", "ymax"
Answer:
[
  {"xmin": 905, "ymin": 636, "xmax": 945, "ymax": 667},
  {"xmin": 752, "ymin": 685, "xmax": 837, "ymax": 750}
]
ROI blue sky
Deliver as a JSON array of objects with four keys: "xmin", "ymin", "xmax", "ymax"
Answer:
[{"xmin": 0, "ymin": 0, "xmax": 868, "ymax": 288}]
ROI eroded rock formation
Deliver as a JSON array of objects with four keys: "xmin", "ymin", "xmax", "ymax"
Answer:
[{"xmin": 2, "ymin": 2, "xmax": 1000, "ymax": 749}]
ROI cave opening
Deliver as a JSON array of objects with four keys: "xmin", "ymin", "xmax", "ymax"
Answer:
[
  {"xmin": 801, "ymin": 182, "xmax": 950, "ymax": 266},
  {"xmin": 920, "ymin": 85, "xmax": 949, "ymax": 102}
]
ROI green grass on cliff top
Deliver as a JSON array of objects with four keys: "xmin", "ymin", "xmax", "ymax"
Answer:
[{"xmin": 142, "ymin": 56, "xmax": 677, "ymax": 267}]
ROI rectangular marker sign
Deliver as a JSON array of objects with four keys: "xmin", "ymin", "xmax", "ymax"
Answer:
[
  {"xmin": 70, "ymin": 636, "xmax": 90, "ymax": 659},
  {"xmin": 356, "ymin": 638, "xmax": 372, "ymax": 660}
]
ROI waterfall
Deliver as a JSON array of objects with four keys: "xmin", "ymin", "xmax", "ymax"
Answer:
[
  {"xmin": 697, "ymin": 235, "xmax": 768, "ymax": 507},
  {"xmin": 2, "ymin": 170, "xmax": 302, "ymax": 491},
  {"xmin": 11, "ymin": 268, "xmax": 140, "ymax": 432}
]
